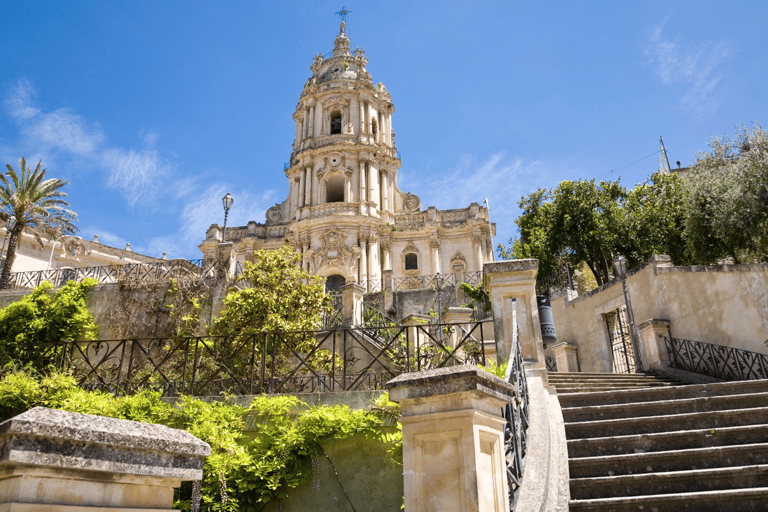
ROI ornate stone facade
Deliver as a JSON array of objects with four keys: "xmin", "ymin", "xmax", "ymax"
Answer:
[{"xmin": 200, "ymin": 22, "xmax": 495, "ymax": 292}]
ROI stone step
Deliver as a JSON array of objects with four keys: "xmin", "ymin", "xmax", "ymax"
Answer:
[
  {"xmin": 561, "ymin": 392, "xmax": 768, "ymax": 423},
  {"xmin": 567, "ymin": 424, "xmax": 768, "ymax": 458},
  {"xmin": 569, "ymin": 464, "xmax": 768, "ymax": 500},
  {"xmin": 558, "ymin": 379, "xmax": 768, "ymax": 408},
  {"xmin": 554, "ymin": 383, "xmax": 673, "ymax": 393},
  {"xmin": 565, "ymin": 407, "xmax": 768, "ymax": 439},
  {"xmin": 569, "ymin": 443, "xmax": 768, "ymax": 478},
  {"xmin": 570, "ymin": 487, "xmax": 768, "ymax": 512}
]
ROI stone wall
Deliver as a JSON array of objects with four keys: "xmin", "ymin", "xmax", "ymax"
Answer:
[{"xmin": 550, "ymin": 255, "xmax": 768, "ymax": 373}]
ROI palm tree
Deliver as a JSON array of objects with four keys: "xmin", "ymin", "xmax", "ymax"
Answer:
[{"xmin": 0, "ymin": 157, "xmax": 78, "ymax": 289}]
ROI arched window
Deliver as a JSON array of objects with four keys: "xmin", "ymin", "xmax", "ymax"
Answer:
[
  {"xmin": 325, "ymin": 274, "xmax": 346, "ymax": 293},
  {"xmin": 326, "ymin": 175, "xmax": 345, "ymax": 203},
  {"xmin": 405, "ymin": 253, "xmax": 418, "ymax": 270},
  {"xmin": 330, "ymin": 110, "xmax": 342, "ymax": 135}
]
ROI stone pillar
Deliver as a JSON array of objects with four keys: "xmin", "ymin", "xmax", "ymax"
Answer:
[
  {"xmin": 443, "ymin": 307, "xmax": 474, "ymax": 350},
  {"xmin": 381, "ymin": 170, "xmax": 390, "ymax": 213},
  {"xmin": 368, "ymin": 234, "xmax": 380, "ymax": 283},
  {"xmin": 358, "ymin": 235, "xmax": 368, "ymax": 285},
  {"xmin": 638, "ymin": 319, "xmax": 672, "ymax": 370},
  {"xmin": 298, "ymin": 170, "xmax": 306, "ymax": 208},
  {"xmin": 369, "ymin": 164, "xmax": 379, "ymax": 211},
  {"xmin": 0, "ymin": 407, "xmax": 209, "ymax": 512},
  {"xmin": 386, "ymin": 366, "xmax": 514, "ymax": 512},
  {"xmin": 430, "ymin": 238, "xmax": 441, "ymax": 275},
  {"xmin": 341, "ymin": 283, "xmax": 364, "ymax": 327},
  {"xmin": 304, "ymin": 167, "xmax": 312, "ymax": 208},
  {"xmin": 359, "ymin": 161, "xmax": 367, "ymax": 204},
  {"xmin": 483, "ymin": 259, "xmax": 544, "ymax": 366},
  {"xmin": 551, "ymin": 341, "xmax": 579, "ymax": 372}
]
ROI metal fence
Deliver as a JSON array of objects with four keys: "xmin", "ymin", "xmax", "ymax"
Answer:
[
  {"xmin": 5, "ymin": 259, "xmax": 219, "ymax": 290},
  {"xmin": 5, "ymin": 321, "xmax": 491, "ymax": 397},
  {"xmin": 664, "ymin": 336, "xmax": 768, "ymax": 381}
]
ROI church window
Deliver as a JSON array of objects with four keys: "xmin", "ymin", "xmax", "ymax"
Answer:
[
  {"xmin": 330, "ymin": 110, "xmax": 342, "ymax": 135},
  {"xmin": 405, "ymin": 253, "xmax": 418, "ymax": 270},
  {"xmin": 326, "ymin": 175, "xmax": 345, "ymax": 203},
  {"xmin": 325, "ymin": 274, "xmax": 345, "ymax": 293}
]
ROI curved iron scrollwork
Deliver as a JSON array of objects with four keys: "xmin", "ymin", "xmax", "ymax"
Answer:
[{"xmin": 503, "ymin": 324, "xmax": 530, "ymax": 510}]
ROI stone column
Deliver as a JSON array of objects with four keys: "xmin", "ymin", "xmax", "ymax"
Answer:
[
  {"xmin": 474, "ymin": 234, "xmax": 484, "ymax": 269},
  {"xmin": 637, "ymin": 319, "xmax": 672, "ymax": 370},
  {"xmin": 358, "ymin": 234, "xmax": 368, "ymax": 285},
  {"xmin": 483, "ymin": 259, "xmax": 544, "ymax": 366},
  {"xmin": 551, "ymin": 341, "xmax": 579, "ymax": 372},
  {"xmin": 386, "ymin": 366, "xmax": 514, "ymax": 512},
  {"xmin": 0, "ymin": 407, "xmax": 209, "ymax": 512},
  {"xmin": 430, "ymin": 238, "xmax": 441, "ymax": 275},
  {"xmin": 368, "ymin": 234, "xmax": 380, "ymax": 283},
  {"xmin": 369, "ymin": 163, "xmax": 379, "ymax": 211},
  {"xmin": 381, "ymin": 170, "xmax": 390, "ymax": 213},
  {"xmin": 341, "ymin": 282, "xmax": 364, "ymax": 327},
  {"xmin": 304, "ymin": 167, "xmax": 313, "ymax": 208},
  {"xmin": 308, "ymin": 103, "xmax": 315, "ymax": 138},
  {"xmin": 345, "ymin": 169, "xmax": 353, "ymax": 202},
  {"xmin": 359, "ymin": 161, "xmax": 368, "ymax": 204}
]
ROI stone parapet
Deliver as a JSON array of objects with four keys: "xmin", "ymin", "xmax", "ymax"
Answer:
[
  {"xmin": 386, "ymin": 366, "xmax": 513, "ymax": 512},
  {"xmin": 0, "ymin": 407, "xmax": 210, "ymax": 511}
]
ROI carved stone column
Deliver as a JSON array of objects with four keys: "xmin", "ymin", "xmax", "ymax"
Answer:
[
  {"xmin": 430, "ymin": 236, "xmax": 441, "ymax": 275},
  {"xmin": 358, "ymin": 233, "xmax": 368, "ymax": 285}
]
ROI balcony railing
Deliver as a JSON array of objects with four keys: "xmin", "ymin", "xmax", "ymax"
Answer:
[{"xmin": 665, "ymin": 336, "xmax": 768, "ymax": 381}]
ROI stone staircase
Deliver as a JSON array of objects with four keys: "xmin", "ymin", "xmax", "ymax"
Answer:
[{"xmin": 552, "ymin": 372, "xmax": 768, "ymax": 511}]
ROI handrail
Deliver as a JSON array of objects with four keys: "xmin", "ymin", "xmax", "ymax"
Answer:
[
  {"xmin": 4, "ymin": 259, "xmax": 219, "ymax": 290},
  {"xmin": 664, "ymin": 336, "xmax": 768, "ymax": 381},
  {"xmin": 503, "ymin": 299, "xmax": 529, "ymax": 510}
]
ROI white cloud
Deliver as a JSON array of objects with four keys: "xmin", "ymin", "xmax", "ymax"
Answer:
[
  {"xmin": 644, "ymin": 21, "xmax": 731, "ymax": 115},
  {"xmin": 143, "ymin": 183, "xmax": 277, "ymax": 259},
  {"xmin": 101, "ymin": 147, "xmax": 172, "ymax": 206},
  {"xmin": 79, "ymin": 227, "xmax": 129, "ymax": 249},
  {"xmin": 412, "ymin": 152, "xmax": 576, "ymax": 242},
  {"xmin": 4, "ymin": 80, "xmax": 41, "ymax": 120}
]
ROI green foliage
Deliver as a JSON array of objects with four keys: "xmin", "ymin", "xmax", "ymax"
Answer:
[
  {"xmin": 214, "ymin": 247, "xmax": 332, "ymax": 336},
  {"xmin": 684, "ymin": 123, "xmax": 768, "ymax": 263},
  {"xmin": 459, "ymin": 281, "xmax": 492, "ymax": 317},
  {"xmin": 0, "ymin": 279, "xmax": 98, "ymax": 367},
  {"xmin": 0, "ymin": 370, "xmax": 401, "ymax": 511},
  {"xmin": 478, "ymin": 358, "xmax": 508, "ymax": 379},
  {"xmin": 500, "ymin": 173, "xmax": 688, "ymax": 287}
]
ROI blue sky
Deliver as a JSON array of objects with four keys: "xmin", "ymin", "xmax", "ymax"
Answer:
[{"xmin": 1, "ymin": 1, "xmax": 766, "ymax": 260}]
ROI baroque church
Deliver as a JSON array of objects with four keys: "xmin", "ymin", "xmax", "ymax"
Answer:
[{"xmin": 199, "ymin": 21, "xmax": 494, "ymax": 302}]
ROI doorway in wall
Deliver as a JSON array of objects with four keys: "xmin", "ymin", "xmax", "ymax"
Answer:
[{"xmin": 604, "ymin": 306, "xmax": 636, "ymax": 373}]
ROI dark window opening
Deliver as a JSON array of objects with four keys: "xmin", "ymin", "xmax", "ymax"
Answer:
[
  {"xmin": 325, "ymin": 274, "xmax": 346, "ymax": 293},
  {"xmin": 371, "ymin": 118, "xmax": 378, "ymax": 139},
  {"xmin": 326, "ymin": 175, "xmax": 345, "ymax": 203},
  {"xmin": 330, "ymin": 111, "xmax": 342, "ymax": 135},
  {"xmin": 405, "ymin": 253, "xmax": 418, "ymax": 270}
]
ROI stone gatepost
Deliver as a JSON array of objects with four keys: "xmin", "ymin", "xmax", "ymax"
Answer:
[
  {"xmin": 386, "ymin": 366, "xmax": 514, "ymax": 512},
  {"xmin": 483, "ymin": 259, "xmax": 545, "ymax": 366},
  {"xmin": 0, "ymin": 407, "xmax": 210, "ymax": 511},
  {"xmin": 551, "ymin": 341, "xmax": 579, "ymax": 372},
  {"xmin": 342, "ymin": 282, "xmax": 365, "ymax": 326},
  {"xmin": 443, "ymin": 307, "xmax": 474, "ymax": 350},
  {"xmin": 637, "ymin": 319, "xmax": 672, "ymax": 370}
]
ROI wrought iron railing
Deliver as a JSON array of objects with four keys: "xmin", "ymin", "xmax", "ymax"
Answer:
[
  {"xmin": 2, "ymin": 321, "xmax": 491, "ymax": 396},
  {"xmin": 545, "ymin": 356, "xmax": 557, "ymax": 372},
  {"xmin": 393, "ymin": 273, "xmax": 456, "ymax": 291},
  {"xmin": 502, "ymin": 302, "xmax": 529, "ymax": 510},
  {"xmin": 322, "ymin": 293, "xmax": 343, "ymax": 329},
  {"xmin": 535, "ymin": 264, "xmax": 574, "ymax": 296},
  {"xmin": 360, "ymin": 279, "xmax": 382, "ymax": 293},
  {"xmin": 664, "ymin": 336, "xmax": 768, "ymax": 381},
  {"xmin": 5, "ymin": 259, "xmax": 219, "ymax": 290}
]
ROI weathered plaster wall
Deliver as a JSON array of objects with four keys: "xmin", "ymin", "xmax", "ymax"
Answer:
[{"xmin": 550, "ymin": 256, "xmax": 768, "ymax": 373}]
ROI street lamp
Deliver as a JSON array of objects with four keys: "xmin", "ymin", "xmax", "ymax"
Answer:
[
  {"xmin": 613, "ymin": 254, "xmax": 644, "ymax": 373},
  {"xmin": 221, "ymin": 193, "xmax": 233, "ymax": 242},
  {"xmin": 0, "ymin": 216, "xmax": 17, "ymax": 267}
]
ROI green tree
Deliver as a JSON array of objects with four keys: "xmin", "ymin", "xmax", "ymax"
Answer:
[
  {"xmin": 501, "ymin": 173, "xmax": 688, "ymax": 287},
  {"xmin": 683, "ymin": 123, "xmax": 768, "ymax": 263},
  {"xmin": 0, "ymin": 157, "xmax": 78, "ymax": 289},
  {"xmin": 0, "ymin": 279, "xmax": 98, "ymax": 367}
]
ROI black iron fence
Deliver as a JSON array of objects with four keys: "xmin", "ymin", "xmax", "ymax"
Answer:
[
  {"xmin": 503, "ymin": 316, "xmax": 530, "ymax": 510},
  {"xmin": 5, "ymin": 259, "xmax": 219, "ymax": 290},
  {"xmin": 664, "ymin": 336, "xmax": 768, "ymax": 381},
  {"xmin": 4, "ymin": 322, "xmax": 491, "ymax": 396}
]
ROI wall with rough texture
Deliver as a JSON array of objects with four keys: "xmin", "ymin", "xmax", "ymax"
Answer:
[{"xmin": 550, "ymin": 255, "xmax": 768, "ymax": 373}]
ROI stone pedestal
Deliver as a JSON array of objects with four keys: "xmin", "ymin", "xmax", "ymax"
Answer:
[
  {"xmin": 341, "ymin": 283, "xmax": 365, "ymax": 326},
  {"xmin": 386, "ymin": 366, "xmax": 514, "ymax": 512},
  {"xmin": 0, "ymin": 407, "xmax": 210, "ymax": 511},
  {"xmin": 443, "ymin": 307, "xmax": 474, "ymax": 350},
  {"xmin": 483, "ymin": 260, "xmax": 545, "ymax": 366},
  {"xmin": 638, "ymin": 319, "xmax": 672, "ymax": 369},
  {"xmin": 551, "ymin": 341, "xmax": 579, "ymax": 372}
]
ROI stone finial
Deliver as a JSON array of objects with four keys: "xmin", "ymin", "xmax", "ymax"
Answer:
[{"xmin": 92, "ymin": 234, "xmax": 99, "ymax": 243}]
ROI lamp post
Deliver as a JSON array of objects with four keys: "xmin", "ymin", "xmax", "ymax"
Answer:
[
  {"xmin": 221, "ymin": 193, "xmax": 233, "ymax": 242},
  {"xmin": 613, "ymin": 254, "xmax": 643, "ymax": 373},
  {"xmin": 0, "ymin": 216, "xmax": 17, "ymax": 268}
]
